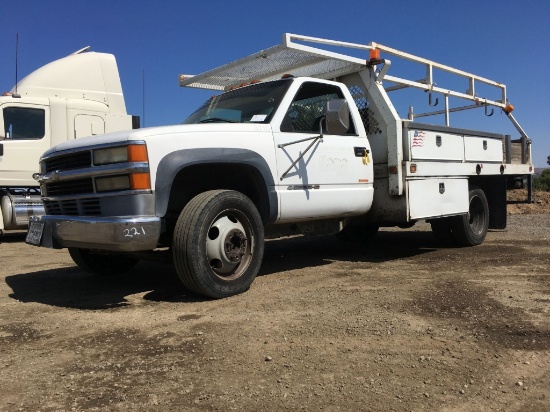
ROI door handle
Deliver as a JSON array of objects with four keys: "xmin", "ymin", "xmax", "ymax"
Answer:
[
  {"xmin": 0, "ymin": 143, "xmax": 3, "ymax": 156},
  {"xmin": 354, "ymin": 147, "xmax": 369, "ymax": 157}
]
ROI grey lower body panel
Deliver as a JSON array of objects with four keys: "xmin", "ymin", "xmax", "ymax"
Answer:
[{"xmin": 30, "ymin": 215, "xmax": 161, "ymax": 252}]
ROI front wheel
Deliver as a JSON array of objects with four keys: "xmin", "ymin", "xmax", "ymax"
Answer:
[
  {"xmin": 68, "ymin": 248, "xmax": 140, "ymax": 275},
  {"xmin": 172, "ymin": 190, "xmax": 264, "ymax": 299},
  {"xmin": 451, "ymin": 187, "xmax": 489, "ymax": 246}
]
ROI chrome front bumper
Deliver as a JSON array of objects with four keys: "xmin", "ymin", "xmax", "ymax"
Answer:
[{"xmin": 27, "ymin": 215, "xmax": 162, "ymax": 252}]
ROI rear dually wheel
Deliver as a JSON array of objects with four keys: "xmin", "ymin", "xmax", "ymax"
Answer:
[{"xmin": 451, "ymin": 186, "xmax": 489, "ymax": 246}]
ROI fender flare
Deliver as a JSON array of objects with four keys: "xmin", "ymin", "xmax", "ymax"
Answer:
[{"xmin": 154, "ymin": 148, "xmax": 278, "ymax": 222}]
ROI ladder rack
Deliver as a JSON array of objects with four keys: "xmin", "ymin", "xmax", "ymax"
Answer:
[
  {"xmin": 180, "ymin": 33, "xmax": 506, "ymax": 106},
  {"xmin": 179, "ymin": 33, "xmax": 529, "ymax": 140}
]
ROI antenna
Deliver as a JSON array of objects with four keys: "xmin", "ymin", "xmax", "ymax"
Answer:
[
  {"xmin": 142, "ymin": 69, "xmax": 146, "ymax": 127},
  {"xmin": 15, "ymin": 33, "xmax": 19, "ymax": 94}
]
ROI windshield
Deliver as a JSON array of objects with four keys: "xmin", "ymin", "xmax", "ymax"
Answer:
[{"xmin": 183, "ymin": 79, "xmax": 293, "ymax": 124}]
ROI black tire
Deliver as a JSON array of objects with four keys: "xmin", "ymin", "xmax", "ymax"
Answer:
[
  {"xmin": 451, "ymin": 187, "xmax": 489, "ymax": 246},
  {"xmin": 337, "ymin": 224, "xmax": 379, "ymax": 243},
  {"xmin": 430, "ymin": 217, "xmax": 455, "ymax": 244},
  {"xmin": 68, "ymin": 248, "xmax": 139, "ymax": 275},
  {"xmin": 172, "ymin": 190, "xmax": 264, "ymax": 299}
]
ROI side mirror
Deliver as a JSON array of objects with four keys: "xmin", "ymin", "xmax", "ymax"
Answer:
[{"xmin": 324, "ymin": 99, "xmax": 350, "ymax": 135}]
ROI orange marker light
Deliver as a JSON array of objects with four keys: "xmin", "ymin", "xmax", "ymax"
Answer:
[
  {"xmin": 127, "ymin": 144, "xmax": 148, "ymax": 162},
  {"xmin": 130, "ymin": 173, "xmax": 151, "ymax": 190},
  {"xmin": 503, "ymin": 103, "xmax": 514, "ymax": 114}
]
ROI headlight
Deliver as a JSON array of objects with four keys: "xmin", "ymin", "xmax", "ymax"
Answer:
[
  {"xmin": 95, "ymin": 175, "xmax": 131, "ymax": 192},
  {"xmin": 95, "ymin": 173, "xmax": 151, "ymax": 192},
  {"xmin": 93, "ymin": 146, "xmax": 127, "ymax": 165},
  {"xmin": 93, "ymin": 144, "xmax": 148, "ymax": 165}
]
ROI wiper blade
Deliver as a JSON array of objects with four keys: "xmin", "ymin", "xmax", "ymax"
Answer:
[{"xmin": 198, "ymin": 117, "xmax": 235, "ymax": 123}]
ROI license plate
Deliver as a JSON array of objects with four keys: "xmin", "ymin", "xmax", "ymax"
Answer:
[{"xmin": 26, "ymin": 221, "xmax": 45, "ymax": 246}]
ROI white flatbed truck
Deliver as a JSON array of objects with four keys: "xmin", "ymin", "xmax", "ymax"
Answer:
[
  {"xmin": 26, "ymin": 34, "xmax": 533, "ymax": 298},
  {"xmin": 0, "ymin": 47, "xmax": 138, "ymax": 234}
]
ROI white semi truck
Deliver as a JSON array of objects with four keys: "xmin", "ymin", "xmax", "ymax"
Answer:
[
  {"xmin": 0, "ymin": 47, "xmax": 138, "ymax": 234},
  {"xmin": 26, "ymin": 34, "xmax": 533, "ymax": 298}
]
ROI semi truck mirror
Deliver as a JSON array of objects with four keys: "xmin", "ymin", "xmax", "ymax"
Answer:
[{"xmin": 324, "ymin": 99, "xmax": 350, "ymax": 135}]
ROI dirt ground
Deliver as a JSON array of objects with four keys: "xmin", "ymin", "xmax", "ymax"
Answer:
[{"xmin": 1, "ymin": 190, "xmax": 549, "ymax": 411}]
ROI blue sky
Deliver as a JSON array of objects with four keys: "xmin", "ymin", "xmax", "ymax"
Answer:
[{"xmin": 1, "ymin": 0, "xmax": 549, "ymax": 167}]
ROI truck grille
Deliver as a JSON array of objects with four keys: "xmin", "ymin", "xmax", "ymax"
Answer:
[
  {"xmin": 44, "ymin": 151, "xmax": 92, "ymax": 173},
  {"xmin": 40, "ymin": 144, "xmax": 148, "ymax": 218},
  {"xmin": 46, "ymin": 178, "xmax": 94, "ymax": 196},
  {"xmin": 43, "ymin": 198, "xmax": 101, "ymax": 216}
]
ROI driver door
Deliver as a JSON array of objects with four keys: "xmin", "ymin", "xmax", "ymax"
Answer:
[
  {"xmin": 0, "ymin": 104, "xmax": 50, "ymax": 187},
  {"xmin": 273, "ymin": 82, "xmax": 373, "ymax": 222}
]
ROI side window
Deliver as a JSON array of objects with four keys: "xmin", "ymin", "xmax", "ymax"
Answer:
[
  {"xmin": 281, "ymin": 82, "xmax": 355, "ymax": 134},
  {"xmin": 3, "ymin": 107, "xmax": 45, "ymax": 139},
  {"xmin": 347, "ymin": 84, "xmax": 381, "ymax": 135}
]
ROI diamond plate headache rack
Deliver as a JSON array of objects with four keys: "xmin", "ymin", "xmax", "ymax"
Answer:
[
  {"xmin": 178, "ymin": 34, "xmax": 370, "ymax": 91},
  {"xmin": 178, "ymin": 33, "xmax": 507, "ymax": 110}
]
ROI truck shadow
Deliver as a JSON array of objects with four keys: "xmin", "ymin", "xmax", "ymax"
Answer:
[
  {"xmin": 259, "ymin": 229, "xmax": 438, "ymax": 275},
  {"xmin": 5, "ymin": 229, "xmax": 438, "ymax": 309},
  {"xmin": 5, "ymin": 261, "xmax": 194, "ymax": 310},
  {"xmin": 0, "ymin": 232, "xmax": 27, "ymax": 243}
]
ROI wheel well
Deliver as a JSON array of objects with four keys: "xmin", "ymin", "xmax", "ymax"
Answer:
[
  {"xmin": 469, "ymin": 176, "xmax": 507, "ymax": 230},
  {"xmin": 162, "ymin": 163, "xmax": 270, "ymax": 244}
]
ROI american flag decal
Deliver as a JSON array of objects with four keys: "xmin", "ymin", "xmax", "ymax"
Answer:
[{"xmin": 412, "ymin": 130, "xmax": 425, "ymax": 147}]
